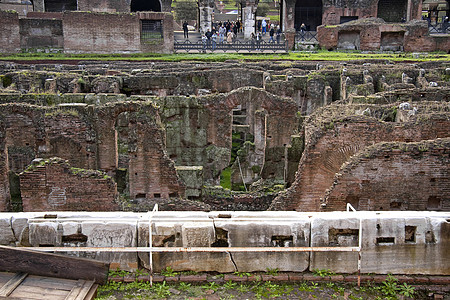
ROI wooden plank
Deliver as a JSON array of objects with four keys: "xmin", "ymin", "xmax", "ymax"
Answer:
[
  {"xmin": 22, "ymin": 275, "xmax": 77, "ymax": 291},
  {"xmin": 0, "ymin": 273, "xmax": 27, "ymax": 297},
  {"xmin": 64, "ymin": 280, "xmax": 95, "ymax": 300},
  {"xmin": 0, "ymin": 296, "xmax": 25, "ymax": 300},
  {"xmin": 0, "ymin": 246, "xmax": 109, "ymax": 284},
  {"xmin": 83, "ymin": 284, "xmax": 98, "ymax": 300},
  {"xmin": 64, "ymin": 280, "xmax": 85, "ymax": 300},
  {"xmin": 0, "ymin": 272, "xmax": 15, "ymax": 286},
  {"xmin": 9, "ymin": 284, "xmax": 71, "ymax": 299}
]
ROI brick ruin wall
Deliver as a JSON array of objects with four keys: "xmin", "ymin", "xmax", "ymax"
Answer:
[
  {"xmin": 323, "ymin": 138, "xmax": 450, "ymax": 211},
  {"xmin": 270, "ymin": 103, "xmax": 450, "ymax": 212},
  {"xmin": 318, "ymin": 19, "xmax": 450, "ymax": 53},
  {"xmin": 0, "ymin": 11, "xmax": 174, "ymax": 54},
  {"xmin": 0, "ymin": 10, "xmax": 20, "ymax": 54},
  {"xmin": 20, "ymin": 158, "xmax": 119, "ymax": 211},
  {"xmin": 0, "ymin": 102, "xmax": 186, "ymax": 211},
  {"xmin": 0, "ymin": 61, "xmax": 449, "ymax": 212}
]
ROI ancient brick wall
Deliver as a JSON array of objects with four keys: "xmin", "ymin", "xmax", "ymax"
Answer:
[
  {"xmin": 19, "ymin": 158, "xmax": 119, "ymax": 211},
  {"xmin": 323, "ymin": 139, "xmax": 450, "ymax": 211},
  {"xmin": 44, "ymin": 111, "xmax": 98, "ymax": 170},
  {"xmin": 271, "ymin": 103, "xmax": 450, "ymax": 211},
  {"xmin": 62, "ymin": 11, "xmax": 141, "ymax": 54},
  {"xmin": 77, "ymin": 0, "xmax": 130, "ymax": 12},
  {"xmin": 95, "ymin": 102, "xmax": 185, "ymax": 200},
  {"xmin": 138, "ymin": 12, "xmax": 174, "ymax": 54},
  {"xmin": 19, "ymin": 18, "xmax": 63, "ymax": 50},
  {"xmin": 158, "ymin": 87, "xmax": 297, "ymax": 185},
  {"xmin": 0, "ymin": 10, "xmax": 20, "ymax": 53},
  {"xmin": 318, "ymin": 19, "xmax": 450, "ymax": 52}
]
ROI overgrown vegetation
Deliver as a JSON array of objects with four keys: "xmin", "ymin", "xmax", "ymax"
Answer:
[{"xmin": 96, "ymin": 270, "xmax": 423, "ymax": 300}]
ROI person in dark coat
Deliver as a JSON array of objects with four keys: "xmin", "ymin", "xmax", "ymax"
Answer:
[{"xmin": 183, "ymin": 21, "xmax": 189, "ymax": 39}]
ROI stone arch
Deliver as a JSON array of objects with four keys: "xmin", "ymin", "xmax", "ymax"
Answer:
[
  {"xmin": 294, "ymin": 0, "xmax": 322, "ymax": 31},
  {"xmin": 131, "ymin": 0, "xmax": 162, "ymax": 12},
  {"xmin": 377, "ymin": 0, "xmax": 407, "ymax": 22}
]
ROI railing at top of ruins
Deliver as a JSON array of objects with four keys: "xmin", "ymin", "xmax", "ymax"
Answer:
[
  {"xmin": 174, "ymin": 39, "xmax": 288, "ymax": 53},
  {"xmin": 429, "ymin": 22, "xmax": 450, "ymax": 34},
  {"xmin": 295, "ymin": 30, "xmax": 319, "ymax": 43}
]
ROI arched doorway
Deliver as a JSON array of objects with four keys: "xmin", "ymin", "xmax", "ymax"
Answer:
[
  {"xmin": 377, "ymin": 0, "xmax": 407, "ymax": 22},
  {"xmin": 131, "ymin": 0, "xmax": 162, "ymax": 12},
  {"xmin": 294, "ymin": 0, "xmax": 322, "ymax": 31}
]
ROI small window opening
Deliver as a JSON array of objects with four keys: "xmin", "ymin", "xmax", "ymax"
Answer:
[
  {"xmin": 141, "ymin": 20, "xmax": 163, "ymax": 44},
  {"xmin": 271, "ymin": 235, "xmax": 293, "ymax": 247},
  {"xmin": 427, "ymin": 196, "xmax": 441, "ymax": 210},
  {"xmin": 376, "ymin": 237, "xmax": 395, "ymax": 245},
  {"xmin": 405, "ymin": 226, "xmax": 416, "ymax": 243}
]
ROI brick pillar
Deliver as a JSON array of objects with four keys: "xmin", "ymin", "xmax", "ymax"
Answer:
[{"xmin": 282, "ymin": 0, "xmax": 296, "ymax": 50}]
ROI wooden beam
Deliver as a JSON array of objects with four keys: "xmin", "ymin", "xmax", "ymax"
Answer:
[
  {"xmin": 0, "ymin": 246, "xmax": 109, "ymax": 285},
  {"xmin": 0, "ymin": 273, "xmax": 28, "ymax": 297}
]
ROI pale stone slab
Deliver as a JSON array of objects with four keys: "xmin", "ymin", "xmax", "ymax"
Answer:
[
  {"xmin": 0, "ymin": 215, "xmax": 15, "ymax": 245},
  {"xmin": 81, "ymin": 221, "xmax": 138, "ymax": 271}
]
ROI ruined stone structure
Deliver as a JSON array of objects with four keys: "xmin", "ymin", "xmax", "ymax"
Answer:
[
  {"xmin": 322, "ymin": 139, "xmax": 450, "ymax": 211},
  {"xmin": 0, "ymin": 10, "xmax": 174, "ymax": 54},
  {"xmin": 2, "ymin": 0, "xmax": 448, "ymax": 51},
  {"xmin": 20, "ymin": 157, "xmax": 119, "ymax": 211},
  {"xmin": 0, "ymin": 60, "xmax": 449, "ymax": 212},
  {"xmin": 317, "ymin": 18, "xmax": 450, "ymax": 52}
]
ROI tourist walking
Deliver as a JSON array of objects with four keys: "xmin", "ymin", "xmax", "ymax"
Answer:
[
  {"xmin": 256, "ymin": 31, "xmax": 262, "ymax": 50},
  {"xmin": 227, "ymin": 30, "xmax": 234, "ymax": 43},
  {"xmin": 276, "ymin": 26, "xmax": 282, "ymax": 44},
  {"xmin": 261, "ymin": 19, "xmax": 267, "ymax": 35},
  {"xmin": 218, "ymin": 25, "xmax": 226, "ymax": 43},
  {"xmin": 211, "ymin": 32, "xmax": 217, "ymax": 50},
  {"xmin": 183, "ymin": 21, "xmax": 189, "ymax": 39},
  {"xmin": 269, "ymin": 26, "xmax": 275, "ymax": 43}
]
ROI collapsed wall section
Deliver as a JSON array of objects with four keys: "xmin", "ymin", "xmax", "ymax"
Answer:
[
  {"xmin": 19, "ymin": 157, "xmax": 119, "ymax": 211},
  {"xmin": 271, "ymin": 102, "xmax": 450, "ymax": 211},
  {"xmin": 322, "ymin": 139, "xmax": 450, "ymax": 211}
]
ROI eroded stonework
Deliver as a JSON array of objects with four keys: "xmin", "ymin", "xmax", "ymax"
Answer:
[{"xmin": 0, "ymin": 60, "xmax": 449, "ymax": 212}]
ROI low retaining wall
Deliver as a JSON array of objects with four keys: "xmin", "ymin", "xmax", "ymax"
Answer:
[{"xmin": 0, "ymin": 211, "xmax": 448, "ymax": 274}]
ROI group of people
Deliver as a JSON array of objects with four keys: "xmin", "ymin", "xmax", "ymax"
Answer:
[{"xmin": 199, "ymin": 20, "xmax": 283, "ymax": 51}]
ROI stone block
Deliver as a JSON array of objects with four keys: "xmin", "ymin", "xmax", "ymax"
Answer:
[
  {"xmin": 138, "ymin": 219, "xmax": 235, "ymax": 273},
  {"xmin": 175, "ymin": 166, "xmax": 203, "ymax": 198},
  {"xmin": 81, "ymin": 221, "xmax": 138, "ymax": 271},
  {"xmin": 11, "ymin": 216, "xmax": 29, "ymax": 242},
  {"xmin": 310, "ymin": 214, "xmax": 360, "ymax": 273},
  {"xmin": 361, "ymin": 216, "xmax": 449, "ymax": 275},
  {"xmin": 0, "ymin": 215, "xmax": 15, "ymax": 245},
  {"xmin": 28, "ymin": 221, "xmax": 60, "ymax": 246},
  {"xmin": 214, "ymin": 218, "xmax": 310, "ymax": 273}
]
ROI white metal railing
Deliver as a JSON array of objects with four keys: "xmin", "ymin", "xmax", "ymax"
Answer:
[{"xmin": 21, "ymin": 204, "xmax": 363, "ymax": 286}]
